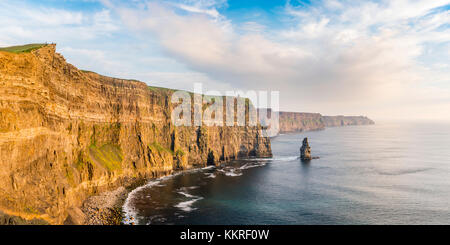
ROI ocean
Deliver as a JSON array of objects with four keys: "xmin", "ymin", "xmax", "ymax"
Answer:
[{"xmin": 123, "ymin": 122, "xmax": 450, "ymax": 225}]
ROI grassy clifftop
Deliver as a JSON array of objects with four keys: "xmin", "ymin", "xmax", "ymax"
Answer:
[{"xmin": 0, "ymin": 43, "xmax": 48, "ymax": 54}]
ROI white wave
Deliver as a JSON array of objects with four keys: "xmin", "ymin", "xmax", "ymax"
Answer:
[
  {"xmin": 242, "ymin": 157, "xmax": 272, "ymax": 161},
  {"xmin": 175, "ymin": 188, "xmax": 203, "ymax": 212},
  {"xmin": 242, "ymin": 156, "xmax": 299, "ymax": 162},
  {"xmin": 239, "ymin": 162, "xmax": 266, "ymax": 170},
  {"xmin": 204, "ymin": 172, "xmax": 216, "ymax": 178},
  {"xmin": 184, "ymin": 165, "xmax": 215, "ymax": 173},
  {"xmin": 178, "ymin": 191, "xmax": 195, "ymax": 198},
  {"xmin": 218, "ymin": 168, "xmax": 243, "ymax": 177},
  {"xmin": 274, "ymin": 156, "xmax": 299, "ymax": 161},
  {"xmin": 174, "ymin": 197, "xmax": 203, "ymax": 212},
  {"xmin": 225, "ymin": 172, "xmax": 242, "ymax": 177},
  {"xmin": 122, "ymin": 179, "xmax": 162, "ymax": 225},
  {"xmin": 122, "ymin": 165, "xmax": 216, "ymax": 225},
  {"xmin": 178, "ymin": 186, "xmax": 199, "ymax": 191},
  {"xmin": 122, "ymin": 172, "xmax": 186, "ymax": 225}
]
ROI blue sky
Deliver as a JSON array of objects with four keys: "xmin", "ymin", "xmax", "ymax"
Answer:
[{"xmin": 1, "ymin": 0, "xmax": 449, "ymax": 120}]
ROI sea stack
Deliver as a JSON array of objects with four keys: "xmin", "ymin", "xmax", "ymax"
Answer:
[{"xmin": 300, "ymin": 138, "xmax": 312, "ymax": 161}]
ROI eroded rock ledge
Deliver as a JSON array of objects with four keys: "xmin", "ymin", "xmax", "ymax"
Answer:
[{"xmin": 0, "ymin": 45, "xmax": 272, "ymax": 224}]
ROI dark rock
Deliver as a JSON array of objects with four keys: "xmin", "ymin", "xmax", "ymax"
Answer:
[{"xmin": 300, "ymin": 138, "xmax": 312, "ymax": 161}]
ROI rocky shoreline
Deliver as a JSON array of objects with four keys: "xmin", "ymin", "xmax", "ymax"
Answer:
[
  {"xmin": 80, "ymin": 187, "xmax": 127, "ymax": 225},
  {"xmin": 75, "ymin": 177, "xmax": 150, "ymax": 225},
  {"xmin": 80, "ymin": 169, "xmax": 192, "ymax": 225}
]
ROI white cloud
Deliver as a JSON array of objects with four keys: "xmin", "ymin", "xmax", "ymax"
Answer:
[
  {"xmin": 240, "ymin": 22, "xmax": 266, "ymax": 33},
  {"xmin": 135, "ymin": 71, "xmax": 233, "ymax": 92},
  {"xmin": 172, "ymin": 3, "xmax": 220, "ymax": 18},
  {"xmin": 0, "ymin": 1, "xmax": 120, "ymax": 45},
  {"xmin": 92, "ymin": 10, "xmax": 120, "ymax": 32},
  {"xmin": 58, "ymin": 46, "xmax": 123, "ymax": 72},
  {"xmin": 1, "ymin": 0, "xmax": 449, "ymax": 121},
  {"xmin": 115, "ymin": 0, "xmax": 450, "ymax": 120}
]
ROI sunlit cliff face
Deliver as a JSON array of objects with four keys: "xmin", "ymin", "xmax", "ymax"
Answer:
[{"xmin": 1, "ymin": 0, "xmax": 449, "ymax": 121}]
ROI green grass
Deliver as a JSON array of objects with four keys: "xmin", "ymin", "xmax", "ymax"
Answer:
[
  {"xmin": 74, "ymin": 152, "xmax": 86, "ymax": 171},
  {"xmin": 175, "ymin": 149, "xmax": 185, "ymax": 157},
  {"xmin": 65, "ymin": 166, "xmax": 74, "ymax": 184},
  {"xmin": 89, "ymin": 143, "xmax": 123, "ymax": 172},
  {"xmin": 0, "ymin": 43, "xmax": 48, "ymax": 54},
  {"xmin": 149, "ymin": 142, "xmax": 173, "ymax": 154},
  {"xmin": 148, "ymin": 86, "xmax": 174, "ymax": 93},
  {"xmin": 148, "ymin": 86, "xmax": 198, "ymax": 98}
]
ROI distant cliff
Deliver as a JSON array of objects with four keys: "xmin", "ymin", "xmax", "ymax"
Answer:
[
  {"xmin": 322, "ymin": 115, "xmax": 375, "ymax": 127},
  {"xmin": 0, "ymin": 45, "xmax": 271, "ymax": 224},
  {"xmin": 278, "ymin": 112, "xmax": 374, "ymax": 133},
  {"xmin": 278, "ymin": 112, "xmax": 325, "ymax": 133}
]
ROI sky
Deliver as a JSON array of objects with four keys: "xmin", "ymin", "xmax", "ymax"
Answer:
[{"xmin": 0, "ymin": 0, "xmax": 449, "ymax": 121}]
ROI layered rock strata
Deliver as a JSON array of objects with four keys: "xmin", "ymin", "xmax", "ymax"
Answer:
[{"xmin": 0, "ymin": 45, "xmax": 271, "ymax": 224}]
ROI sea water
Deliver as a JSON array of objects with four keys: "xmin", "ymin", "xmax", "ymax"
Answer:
[{"xmin": 123, "ymin": 122, "xmax": 450, "ymax": 225}]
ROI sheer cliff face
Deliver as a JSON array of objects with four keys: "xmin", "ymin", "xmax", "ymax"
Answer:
[
  {"xmin": 0, "ymin": 45, "xmax": 271, "ymax": 224},
  {"xmin": 278, "ymin": 112, "xmax": 374, "ymax": 133},
  {"xmin": 278, "ymin": 112, "xmax": 325, "ymax": 133}
]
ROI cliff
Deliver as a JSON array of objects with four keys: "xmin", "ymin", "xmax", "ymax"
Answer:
[
  {"xmin": 322, "ymin": 116, "xmax": 375, "ymax": 127},
  {"xmin": 278, "ymin": 112, "xmax": 325, "ymax": 133},
  {"xmin": 0, "ymin": 44, "xmax": 271, "ymax": 224},
  {"xmin": 278, "ymin": 112, "xmax": 374, "ymax": 133}
]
